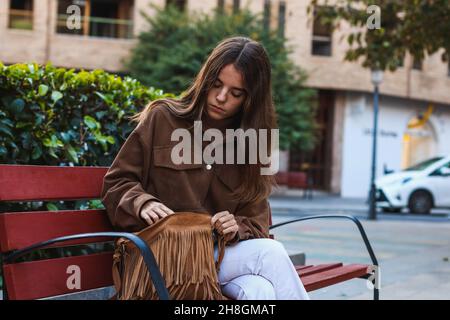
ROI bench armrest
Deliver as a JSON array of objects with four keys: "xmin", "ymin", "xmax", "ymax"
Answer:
[
  {"xmin": 3, "ymin": 232, "xmax": 170, "ymax": 300},
  {"xmin": 269, "ymin": 214, "xmax": 379, "ymax": 268}
]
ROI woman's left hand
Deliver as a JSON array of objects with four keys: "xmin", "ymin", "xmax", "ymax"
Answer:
[{"xmin": 211, "ymin": 210, "xmax": 239, "ymax": 242}]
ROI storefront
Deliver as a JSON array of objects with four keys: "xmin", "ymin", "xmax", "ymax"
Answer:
[{"xmin": 340, "ymin": 92, "xmax": 450, "ymax": 198}]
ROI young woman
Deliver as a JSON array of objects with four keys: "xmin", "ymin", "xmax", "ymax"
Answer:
[{"xmin": 101, "ymin": 36, "xmax": 309, "ymax": 300}]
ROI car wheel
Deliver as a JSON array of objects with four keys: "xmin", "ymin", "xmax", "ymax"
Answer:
[
  {"xmin": 382, "ymin": 207, "xmax": 402, "ymax": 213},
  {"xmin": 408, "ymin": 191, "xmax": 433, "ymax": 214}
]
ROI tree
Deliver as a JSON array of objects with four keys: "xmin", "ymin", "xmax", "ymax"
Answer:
[
  {"xmin": 126, "ymin": 4, "xmax": 317, "ymax": 151},
  {"xmin": 310, "ymin": 0, "xmax": 450, "ymax": 71}
]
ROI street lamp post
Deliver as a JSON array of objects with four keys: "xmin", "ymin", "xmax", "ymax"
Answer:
[{"xmin": 369, "ymin": 69, "xmax": 383, "ymax": 220}]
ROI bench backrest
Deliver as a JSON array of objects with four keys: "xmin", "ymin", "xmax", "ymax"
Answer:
[
  {"xmin": 0, "ymin": 165, "xmax": 114, "ymax": 300},
  {"xmin": 275, "ymin": 171, "xmax": 308, "ymax": 188},
  {"xmin": 287, "ymin": 172, "xmax": 308, "ymax": 188}
]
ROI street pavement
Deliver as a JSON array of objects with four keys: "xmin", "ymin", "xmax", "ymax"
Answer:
[{"xmin": 269, "ymin": 190, "xmax": 450, "ymax": 300}]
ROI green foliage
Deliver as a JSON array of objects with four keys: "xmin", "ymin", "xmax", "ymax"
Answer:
[
  {"xmin": 0, "ymin": 62, "xmax": 173, "ymax": 166},
  {"xmin": 127, "ymin": 5, "xmax": 318, "ymax": 151},
  {"xmin": 310, "ymin": 0, "xmax": 450, "ymax": 71}
]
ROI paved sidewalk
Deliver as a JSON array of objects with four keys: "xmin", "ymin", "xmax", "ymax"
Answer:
[
  {"xmin": 269, "ymin": 190, "xmax": 450, "ymax": 220},
  {"xmin": 268, "ymin": 193, "xmax": 450, "ymax": 300},
  {"xmin": 270, "ymin": 192, "xmax": 368, "ymax": 213}
]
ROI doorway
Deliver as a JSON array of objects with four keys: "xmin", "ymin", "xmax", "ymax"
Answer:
[
  {"xmin": 289, "ymin": 90, "xmax": 334, "ymax": 190},
  {"xmin": 401, "ymin": 114, "xmax": 437, "ymax": 168}
]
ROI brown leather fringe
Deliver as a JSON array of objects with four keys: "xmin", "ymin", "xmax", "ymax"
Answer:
[{"xmin": 112, "ymin": 212, "xmax": 226, "ymax": 300}]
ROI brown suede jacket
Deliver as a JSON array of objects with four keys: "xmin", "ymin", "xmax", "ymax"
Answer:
[{"xmin": 101, "ymin": 104, "xmax": 271, "ymax": 244}]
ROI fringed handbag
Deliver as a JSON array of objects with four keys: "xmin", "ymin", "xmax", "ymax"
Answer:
[{"xmin": 112, "ymin": 212, "xmax": 227, "ymax": 300}]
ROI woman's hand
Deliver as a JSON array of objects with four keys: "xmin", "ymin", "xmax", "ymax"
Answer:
[
  {"xmin": 211, "ymin": 210, "xmax": 239, "ymax": 242},
  {"xmin": 139, "ymin": 200, "xmax": 174, "ymax": 225}
]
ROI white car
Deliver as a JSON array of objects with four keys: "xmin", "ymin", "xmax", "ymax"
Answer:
[{"xmin": 375, "ymin": 155, "xmax": 450, "ymax": 214}]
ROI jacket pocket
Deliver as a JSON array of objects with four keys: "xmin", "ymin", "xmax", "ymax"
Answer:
[{"xmin": 151, "ymin": 145, "xmax": 207, "ymax": 211}]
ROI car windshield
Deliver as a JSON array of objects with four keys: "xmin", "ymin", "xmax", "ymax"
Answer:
[{"xmin": 404, "ymin": 157, "xmax": 444, "ymax": 171}]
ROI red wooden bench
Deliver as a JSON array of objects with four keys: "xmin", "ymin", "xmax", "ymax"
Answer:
[
  {"xmin": 275, "ymin": 171, "xmax": 313, "ymax": 199},
  {"xmin": 0, "ymin": 164, "xmax": 379, "ymax": 300}
]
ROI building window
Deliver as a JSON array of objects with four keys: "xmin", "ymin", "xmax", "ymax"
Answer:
[
  {"xmin": 8, "ymin": 0, "xmax": 33, "ymax": 30},
  {"xmin": 166, "ymin": 0, "xmax": 186, "ymax": 11},
  {"xmin": 233, "ymin": 0, "xmax": 240, "ymax": 14},
  {"xmin": 56, "ymin": 0, "xmax": 134, "ymax": 39},
  {"xmin": 412, "ymin": 57, "xmax": 423, "ymax": 70},
  {"xmin": 278, "ymin": 1, "xmax": 286, "ymax": 38},
  {"xmin": 311, "ymin": 7, "xmax": 332, "ymax": 56},
  {"xmin": 263, "ymin": 0, "xmax": 271, "ymax": 32},
  {"xmin": 217, "ymin": 0, "xmax": 225, "ymax": 14}
]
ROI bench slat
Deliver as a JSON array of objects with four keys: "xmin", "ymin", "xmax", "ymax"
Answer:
[
  {"xmin": 0, "ymin": 209, "xmax": 113, "ymax": 252},
  {"xmin": 0, "ymin": 165, "xmax": 108, "ymax": 201},
  {"xmin": 3, "ymin": 252, "xmax": 114, "ymax": 300},
  {"xmin": 296, "ymin": 263, "xmax": 343, "ymax": 277},
  {"xmin": 301, "ymin": 264, "xmax": 370, "ymax": 292},
  {"xmin": 295, "ymin": 265, "xmax": 313, "ymax": 271}
]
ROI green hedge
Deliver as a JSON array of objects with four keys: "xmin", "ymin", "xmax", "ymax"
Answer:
[{"xmin": 0, "ymin": 62, "xmax": 173, "ymax": 167}]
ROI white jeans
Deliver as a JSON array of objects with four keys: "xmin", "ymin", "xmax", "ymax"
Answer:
[{"xmin": 214, "ymin": 238, "xmax": 310, "ymax": 300}]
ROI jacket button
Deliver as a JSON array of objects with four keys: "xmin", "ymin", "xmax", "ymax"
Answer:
[{"xmin": 206, "ymin": 164, "xmax": 212, "ymax": 170}]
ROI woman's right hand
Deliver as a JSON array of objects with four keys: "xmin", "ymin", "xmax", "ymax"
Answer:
[{"xmin": 139, "ymin": 200, "xmax": 174, "ymax": 225}]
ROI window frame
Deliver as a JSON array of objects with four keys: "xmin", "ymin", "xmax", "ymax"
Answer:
[
  {"xmin": 311, "ymin": 6, "xmax": 333, "ymax": 57},
  {"xmin": 8, "ymin": 0, "xmax": 34, "ymax": 31},
  {"xmin": 55, "ymin": 0, "xmax": 135, "ymax": 39}
]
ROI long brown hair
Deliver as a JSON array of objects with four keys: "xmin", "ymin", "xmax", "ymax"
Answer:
[{"xmin": 130, "ymin": 36, "xmax": 278, "ymax": 203}]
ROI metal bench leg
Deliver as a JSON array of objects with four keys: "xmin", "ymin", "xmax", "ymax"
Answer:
[
  {"xmin": 368, "ymin": 264, "xmax": 380, "ymax": 300},
  {"xmin": 373, "ymin": 267, "xmax": 380, "ymax": 300}
]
